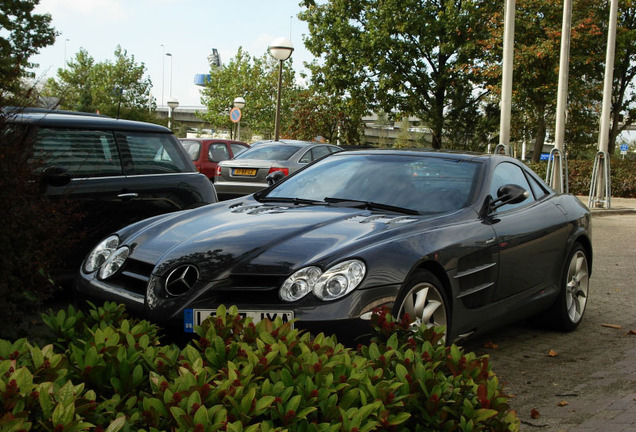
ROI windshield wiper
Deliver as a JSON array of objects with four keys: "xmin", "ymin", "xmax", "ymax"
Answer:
[
  {"xmin": 324, "ymin": 197, "xmax": 420, "ymax": 215},
  {"xmin": 258, "ymin": 196, "xmax": 327, "ymax": 206}
]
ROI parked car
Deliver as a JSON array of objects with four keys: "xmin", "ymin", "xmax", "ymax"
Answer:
[
  {"xmin": 5, "ymin": 108, "xmax": 217, "ymax": 283},
  {"xmin": 179, "ymin": 138, "xmax": 249, "ymax": 180},
  {"xmin": 213, "ymin": 140, "xmax": 342, "ymax": 199},
  {"xmin": 76, "ymin": 149, "xmax": 592, "ymax": 345}
]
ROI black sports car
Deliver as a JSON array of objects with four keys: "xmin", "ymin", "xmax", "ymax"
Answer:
[{"xmin": 76, "ymin": 149, "xmax": 592, "ymax": 345}]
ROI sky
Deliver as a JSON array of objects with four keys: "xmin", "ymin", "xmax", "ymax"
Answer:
[{"xmin": 30, "ymin": 0, "xmax": 314, "ymax": 108}]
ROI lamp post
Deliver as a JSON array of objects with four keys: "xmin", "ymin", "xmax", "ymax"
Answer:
[
  {"xmin": 161, "ymin": 44, "xmax": 165, "ymax": 107},
  {"xmin": 268, "ymin": 37, "xmax": 294, "ymax": 141},
  {"xmin": 167, "ymin": 98, "xmax": 179, "ymax": 130},
  {"xmin": 166, "ymin": 52, "xmax": 174, "ymax": 98},
  {"xmin": 233, "ymin": 96, "xmax": 245, "ymax": 140}
]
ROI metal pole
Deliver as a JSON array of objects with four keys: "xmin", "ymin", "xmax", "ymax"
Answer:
[
  {"xmin": 161, "ymin": 45, "xmax": 165, "ymax": 107},
  {"xmin": 499, "ymin": 0, "xmax": 515, "ymax": 155},
  {"xmin": 598, "ymin": 0, "xmax": 618, "ymax": 154},
  {"xmin": 274, "ymin": 60, "xmax": 283, "ymax": 141},
  {"xmin": 591, "ymin": 0, "xmax": 618, "ymax": 209},
  {"xmin": 554, "ymin": 0, "xmax": 572, "ymax": 153}
]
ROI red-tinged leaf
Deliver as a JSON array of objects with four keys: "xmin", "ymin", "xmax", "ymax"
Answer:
[
  {"xmin": 557, "ymin": 400, "xmax": 569, "ymax": 407},
  {"xmin": 530, "ymin": 409, "xmax": 540, "ymax": 419},
  {"xmin": 627, "ymin": 330, "xmax": 636, "ymax": 335},
  {"xmin": 548, "ymin": 349, "xmax": 558, "ymax": 357},
  {"xmin": 483, "ymin": 341, "xmax": 499, "ymax": 349}
]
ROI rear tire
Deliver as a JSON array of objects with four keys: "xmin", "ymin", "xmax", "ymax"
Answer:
[{"xmin": 548, "ymin": 243, "xmax": 590, "ymax": 331}]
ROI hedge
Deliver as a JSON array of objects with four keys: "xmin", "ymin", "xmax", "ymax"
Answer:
[{"xmin": 0, "ymin": 302, "xmax": 520, "ymax": 432}]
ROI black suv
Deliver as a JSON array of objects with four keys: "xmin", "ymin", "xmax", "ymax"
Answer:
[{"xmin": 5, "ymin": 108, "xmax": 217, "ymax": 282}]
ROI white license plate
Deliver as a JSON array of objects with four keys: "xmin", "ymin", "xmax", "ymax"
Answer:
[{"xmin": 184, "ymin": 308, "xmax": 294, "ymax": 333}]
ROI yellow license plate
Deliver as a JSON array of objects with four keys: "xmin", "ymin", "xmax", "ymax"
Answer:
[{"xmin": 233, "ymin": 168, "xmax": 257, "ymax": 176}]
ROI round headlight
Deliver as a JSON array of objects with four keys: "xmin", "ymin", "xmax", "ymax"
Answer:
[
  {"xmin": 313, "ymin": 260, "xmax": 366, "ymax": 301},
  {"xmin": 98, "ymin": 247, "xmax": 130, "ymax": 279},
  {"xmin": 280, "ymin": 266, "xmax": 321, "ymax": 302},
  {"xmin": 83, "ymin": 235, "xmax": 120, "ymax": 273}
]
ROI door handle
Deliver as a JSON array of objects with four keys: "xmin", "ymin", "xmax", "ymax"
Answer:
[{"xmin": 117, "ymin": 193, "xmax": 139, "ymax": 200}]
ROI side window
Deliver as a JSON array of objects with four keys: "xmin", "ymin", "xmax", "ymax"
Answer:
[
  {"xmin": 209, "ymin": 143, "xmax": 230, "ymax": 162},
  {"xmin": 230, "ymin": 143, "xmax": 248, "ymax": 157},
  {"xmin": 526, "ymin": 172, "xmax": 549, "ymax": 200},
  {"xmin": 299, "ymin": 149, "xmax": 312, "ymax": 164},
  {"xmin": 311, "ymin": 146, "xmax": 331, "ymax": 161},
  {"xmin": 33, "ymin": 129, "xmax": 122, "ymax": 177},
  {"xmin": 122, "ymin": 133, "xmax": 190, "ymax": 174},
  {"xmin": 490, "ymin": 162, "xmax": 535, "ymax": 211}
]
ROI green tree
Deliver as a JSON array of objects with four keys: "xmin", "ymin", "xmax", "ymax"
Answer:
[
  {"xmin": 480, "ymin": 0, "xmax": 633, "ymax": 161},
  {"xmin": 0, "ymin": 0, "xmax": 56, "ymax": 103},
  {"xmin": 199, "ymin": 47, "xmax": 299, "ymax": 140},
  {"xmin": 299, "ymin": 0, "xmax": 496, "ymax": 149},
  {"xmin": 284, "ymin": 85, "xmax": 364, "ymax": 145},
  {"xmin": 42, "ymin": 46, "xmax": 154, "ymax": 121}
]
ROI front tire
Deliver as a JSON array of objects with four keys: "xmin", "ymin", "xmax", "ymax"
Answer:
[
  {"xmin": 395, "ymin": 270, "xmax": 449, "ymax": 332},
  {"xmin": 550, "ymin": 243, "xmax": 590, "ymax": 331}
]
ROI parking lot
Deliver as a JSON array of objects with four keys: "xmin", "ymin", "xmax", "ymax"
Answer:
[{"xmin": 465, "ymin": 212, "xmax": 636, "ymax": 431}]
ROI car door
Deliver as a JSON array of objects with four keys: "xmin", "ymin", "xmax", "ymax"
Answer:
[
  {"xmin": 33, "ymin": 127, "xmax": 136, "ymax": 270},
  {"xmin": 488, "ymin": 161, "xmax": 569, "ymax": 301}
]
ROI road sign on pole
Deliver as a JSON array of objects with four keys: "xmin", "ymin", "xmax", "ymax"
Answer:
[{"xmin": 230, "ymin": 107, "xmax": 242, "ymax": 123}]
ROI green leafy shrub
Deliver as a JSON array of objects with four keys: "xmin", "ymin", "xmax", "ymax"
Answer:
[
  {"xmin": 0, "ymin": 302, "xmax": 520, "ymax": 431},
  {"xmin": 0, "ymin": 110, "xmax": 81, "ymax": 339}
]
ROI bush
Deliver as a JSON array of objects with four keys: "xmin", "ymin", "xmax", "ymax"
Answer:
[
  {"xmin": 0, "ymin": 109, "xmax": 81, "ymax": 339},
  {"xmin": 0, "ymin": 301, "xmax": 520, "ymax": 432},
  {"xmin": 527, "ymin": 158, "xmax": 636, "ymax": 198}
]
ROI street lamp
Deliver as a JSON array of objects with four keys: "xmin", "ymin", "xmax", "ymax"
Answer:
[
  {"xmin": 161, "ymin": 44, "xmax": 165, "ymax": 106},
  {"xmin": 268, "ymin": 37, "xmax": 294, "ymax": 141},
  {"xmin": 233, "ymin": 96, "xmax": 246, "ymax": 141},
  {"xmin": 167, "ymin": 98, "xmax": 179, "ymax": 130},
  {"xmin": 166, "ymin": 52, "xmax": 174, "ymax": 98}
]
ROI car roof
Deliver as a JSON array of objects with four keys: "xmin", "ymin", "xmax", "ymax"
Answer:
[
  {"xmin": 251, "ymin": 139, "xmax": 336, "ymax": 147},
  {"xmin": 179, "ymin": 138, "xmax": 248, "ymax": 145},
  {"xmin": 334, "ymin": 147, "xmax": 501, "ymax": 163},
  {"xmin": 4, "ymin": 109, "xmax": 172, "ymax": 134}
]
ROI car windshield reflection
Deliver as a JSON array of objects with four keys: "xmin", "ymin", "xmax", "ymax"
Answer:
[{"xmin": 260, "ymin": 153, "xmax": 481, "ymax": 214}]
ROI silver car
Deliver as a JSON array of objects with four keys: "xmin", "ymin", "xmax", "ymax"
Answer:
[{"xmin": 214, "ymin": 140, "xmax": 342, "ymax": 198}]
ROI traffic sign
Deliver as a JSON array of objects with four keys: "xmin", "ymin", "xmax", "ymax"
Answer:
[
  {"xmin": 230, "ymin": 107, "xmax": 242, "ymax": 123},
  {"xmin": 620, "ymin": 144, "xmax": 629, "ymax": 154}
]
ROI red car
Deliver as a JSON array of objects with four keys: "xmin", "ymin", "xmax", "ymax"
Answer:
[{"xmin": 179, "ymin": 138, "xmax": 249, "ymax": 180}]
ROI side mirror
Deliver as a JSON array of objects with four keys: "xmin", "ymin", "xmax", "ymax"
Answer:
[
  {"xmin": 40, "ymin": 166, "xmax": 71, "ymax": 188},
  {"xmin": 489, "ymin": 183, "xmax": 529, "ymax": 212},
  {"xmin": 266, "ymin": 170, "xmax": 286, "ymax": 186}
]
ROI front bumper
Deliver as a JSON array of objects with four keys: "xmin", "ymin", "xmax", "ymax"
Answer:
[{"xmin": 76, "ymin": 269, "xmax": 400, "ymax": 346}]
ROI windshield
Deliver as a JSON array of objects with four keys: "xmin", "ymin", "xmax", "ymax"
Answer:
[
  {"xmin": 234, "ymin": 144, "xmax": 301, "ymax": 161},
  {"xmin": 262, "ymin": 153, "xmax": 481, "ymax": 214}
]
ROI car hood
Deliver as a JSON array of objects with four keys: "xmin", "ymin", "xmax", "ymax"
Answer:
[{"xmin": 121, "ymin": 197, "xmax": 431, "ymax": 280}]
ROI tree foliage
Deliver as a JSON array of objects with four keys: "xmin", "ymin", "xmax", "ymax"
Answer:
[
  {"xmin": 0, "ymin": 0, "xmax": 56, "ymax": 103},
  {"xmin": 199, "ymin": 47, "xmax": 299, "ymax": 140},
  {"xmin": 479, "ymin": 0, "xmax": 635, "ymax": 161},
  {"xmin": 41, "ymin": 46, "xmax": 154, "ymax": 121},
  {"xmin": 299, "ymin": 0, "xmax": 497, "ymax": 149}
]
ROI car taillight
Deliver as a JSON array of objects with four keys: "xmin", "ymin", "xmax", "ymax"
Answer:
[
  {"xmin": 215, "ymin": 165, "xmax": 222, "ymax": 176},
  {"xmin": 268, "ymin": 167, "xmax": 289, "ymax": 176}
]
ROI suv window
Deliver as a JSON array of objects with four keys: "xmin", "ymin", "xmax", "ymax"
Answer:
[
  {"xmin": 123, "ymin": 132, "xmax": 191, "ymax": 174},
  {"xmin": 33, "ymin": 129, "xmax": 122, "ymax": 177}
]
